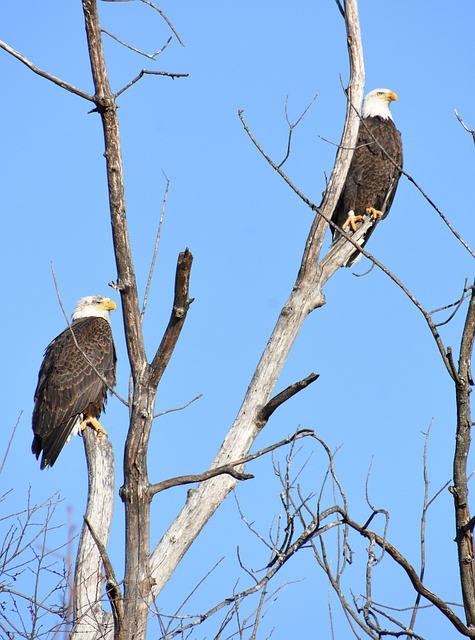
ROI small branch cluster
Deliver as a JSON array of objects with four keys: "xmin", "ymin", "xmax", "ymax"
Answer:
[{"xmin": 0, "ymin": 490, "xmax": 71, "ymax": 638}]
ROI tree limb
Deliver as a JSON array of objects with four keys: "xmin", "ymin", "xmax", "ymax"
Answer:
[
  {"xmin": 148, "ymin": 0, "xmax": 365, "ymax": 600},
  {"xmin": 455, "ymin": 109, "xmax": 475, "ymax": 146},
  {"xmin": 148, "ymin": 248, "xmax": 194, "ymax": 388},
  {"xmin": 114, "ymin": 69, "xmax": 189, "ymax": 99},
  {"xmin": 149, "ymin": 429, "xmax": 315, "ymax": 496},
  {"xmin": 0, "ymin": 41, "xmax": 94, "ymax": 101},
  {"xmin": 342, "ymin": 512, "xmax": 475, "ymax": 637},
  {"xmin": 256, "ymin": 373, "xmax": 319, "ymax": 427}
]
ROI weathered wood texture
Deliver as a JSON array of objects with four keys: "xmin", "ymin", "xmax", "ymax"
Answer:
[
  {"xmin": 72, "ymin": 427, "xmax": 115, "ymax": 639},
  {"xmin": 453, "ymin": 285, "xmax": 475, "ymax": 626},
  {"xmin": 149, "ymin": 0, "xmax": 365, "ymax": 600}
]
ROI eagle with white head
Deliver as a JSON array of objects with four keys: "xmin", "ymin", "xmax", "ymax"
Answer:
[
  {"xmin": 332, "ymin": 88, "xmax": 403, "ymax": 266},
  {"xmin": 32, "ymin": 296, "xmax": 117, "ymax": 469}
]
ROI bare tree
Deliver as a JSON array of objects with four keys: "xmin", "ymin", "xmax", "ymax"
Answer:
[{"xmin": 1, "ymin": 0, "xmax": 475, "ymax": 639}]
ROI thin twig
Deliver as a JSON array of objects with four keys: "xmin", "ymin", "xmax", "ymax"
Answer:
[
  {"xmin": 84, "ymin": 517, "xmax": 124, "ymax": 634},
  {"xmin": 342, "ymin": 511, "xmax": 475, "ymax": 636},
  {"xmin": 334, "ymin": 0, "xmax": 345, "ymax": 18},
  {"xmin": 239, "ymin": 109, "xmax": 319, "ymax": 213},
  {"xmin": 141, "ymin": 174, "xmax": 170, "ymax": 320},
  {"xmin": 114, "ymin": 69, "xmax": 189, "ymax": 98},
  {"xmin": 137, "ymin": 0, "xmax": 185, "ymax": 47},
  {"xmin": 455, "ymin": 109, "xmax": 475, "ymax": 146},
  {"xmin": 171, "ymin": 558, "xmax": 225, "ymax": 620},
  {"xmin": 0, "ymin": 413, "xmax": 22, "ymax": 477},
  {"xmin": 278, "ymin": 94, "xmax": 319, "ymax": 168},
  {"xmin": 407, "ymin": 421, "xmax": 434, "ymax": 636},
  {"xmin": 431, "ymin": 280, "xmax": 472, "ymax": 328},
  {"xmin": 102, "ymin": 28, "xmax": 172, "ymax": 60},
  {"xmin": 153, "ymin": 394, "xmax": 203, "ymax": 419}
]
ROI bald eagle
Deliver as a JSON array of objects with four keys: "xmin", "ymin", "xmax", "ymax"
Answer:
[
  {"xmin": 32, "ymin": 296, "xmax": 117, "ymax": 469},
  {"xmin": 332, "ymin": 88, "xmax": 403, "ymax": 266}
]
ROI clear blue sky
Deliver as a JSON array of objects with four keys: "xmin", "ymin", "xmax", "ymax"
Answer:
[{"xmin": 1, "ymin": 1, "xmax": 474, "ymax": 637}]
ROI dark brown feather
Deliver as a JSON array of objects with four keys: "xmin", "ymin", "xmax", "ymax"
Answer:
[
  {"xmin": 32, "ymin": 317, "xmax": 116, "ymax": 469},
  {"xmin": 332, "ymin": 115, "xmax": 403, "ymax": 265}
]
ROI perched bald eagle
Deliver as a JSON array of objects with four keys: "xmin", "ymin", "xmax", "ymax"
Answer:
[
  {"xmin": 32, "ymin": 296, "xmax": 117, "ymax": 469},
  {"xmin": 332, "ymin": 88, "xmax": 403, "ymax": 266}
]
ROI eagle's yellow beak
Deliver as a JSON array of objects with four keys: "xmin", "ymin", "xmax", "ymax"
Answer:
[
  {"xmin": 102, "ymin": 299, "xmax": 117, "ymax": 311},
  {"xmin": 387, "ymin": 91, "xmax": 398, "ymax": 102}
]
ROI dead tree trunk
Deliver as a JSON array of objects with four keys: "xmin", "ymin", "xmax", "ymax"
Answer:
[
  {"xmin": 149, "ymin": 0, "xmax": 365, "ymax": 600},
  {"xmin": 453, "ymin": 284, "xmax": 475, "ymax": 627}
]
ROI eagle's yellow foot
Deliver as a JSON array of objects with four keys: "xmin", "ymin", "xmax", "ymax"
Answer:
[
  {"xmin": 342, "ymin": 211, "xmax": 364, "ymax": 232},
  {"xmin": 366, "ymin": 207, "xmax": 384, "ymax": 220},
  {"xmin": 80, "ymin": 417, "xmax": 107, "ymax": 438}
]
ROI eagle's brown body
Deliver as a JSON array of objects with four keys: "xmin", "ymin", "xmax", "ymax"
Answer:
[
  {"xmin": 332, "ymin": 91, "xmax": 403, "ymax": 266},
  {"xmin": 32, "ymin": 298, "xmax": 116, "ymax": 469}
]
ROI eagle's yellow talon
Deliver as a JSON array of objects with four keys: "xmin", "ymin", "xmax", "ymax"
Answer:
[
  {"xmin": 366, "ymin": 207, "xmax": 384, "ymax": 220},
  {"xmin": 81, "ymin": 417, "xmax": 107, "ymax": 438},
  {"xmin": 342, "ymin": 213, "xmax": 364, "ymax": 232}
]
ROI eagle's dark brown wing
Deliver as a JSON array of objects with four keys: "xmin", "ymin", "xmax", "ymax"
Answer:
[{"xmin": 32, "ymin": 317, "xmax": 116, "ymax": 469}]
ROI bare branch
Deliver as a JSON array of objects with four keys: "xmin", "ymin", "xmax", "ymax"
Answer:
[
  {"xmin": 431, "ymin": 280, "xmax": 472, "ymax": 328},
  {"xmin": 403, "ymin": 170, "xmax": 475, "ymax": 259},
  {"xmin": 137, "ymin": 0, "xmax": 185, "ymax": 47},
  {"xmin": 149, "ymin": 248, "xmax": 194, "ymax": 388},
  {"xmin": 256, "ymin": 373, "xmax": 319, "ymax": 427},
  {"xmin": 334, "ymin": 0, "xmax": 345, "ymax": 18},
  {"xmin": 141, "ymin": 174, "xmax": 169, "ymax": 320},
  {"xmin": 114, "ymin": 69, "xmax": 189, "ymax": 98},
  {"xmin": 407, "ymin": 421, "xmax": 433, "ymax": 635},
  {"xmin": 0, "ymin": 41, "xmax": 94, "ymax": 101},
  {"xmin": 150, "ymin": 467, "xmax": 254, "ymax": 496},
  {"xmin": 278, "ymin": 93, "xmax": 319, "ymax": 168},
  {"xmin": 102, "ymin": 29, "xmax": 172, "ymax": 60},
  {"xmin": 342, "ymin": 512, "xmax": 475, "ymax": 636},
  {"xmin": 84, "ymin": 517, "xmax": 124, "ymax": 635},
  {"xmin": 153, "ymin": 393, "xmax": 203, "ymax": 419},
  {"xmin": 455, "ymin": 109, "xmax": 475, "ymax": 145},
  {"xmin": 238, "ymin": 109, "xmax": 319, "ymax": 214},
  {"xmin": 149, "ymin": 429, "xmax": 315, "ymax": 497},
  {"xmin": 0, "ymin": 413, "xmax": 22, "ymax": 477},
  {"xmin": 0, "ymin": 492, "xmax": 70, "ymax": 637}
]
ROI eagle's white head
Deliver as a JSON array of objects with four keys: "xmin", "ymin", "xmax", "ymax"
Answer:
[
  {"xmin": 72, "ymin": 295, "xmax": 117, "ymax": 323},
  {"xmin": 362, "ymin": 88, "xmax": 398, "ymax": 121}
]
